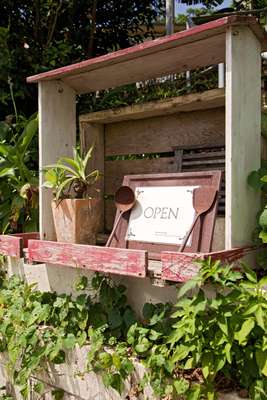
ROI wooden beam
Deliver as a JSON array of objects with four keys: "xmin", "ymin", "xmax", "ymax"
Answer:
[
  {"xmin": 39, "ymin": 81, "xmax": 76, "ymax": 240},
  {"xmin": 225, "ymin": 26, "xmax": 261, "ymax": 248},
  {"xmin": 79, "ymin": 89, "xmax": 225, "ymax": 124},
  {"xmin": 27, "ymin": 17, "xmax": 266, "ymax": 94},
  {"xmin": 27, "ymin": 240, "xmax": 148, "ymax": 278}
]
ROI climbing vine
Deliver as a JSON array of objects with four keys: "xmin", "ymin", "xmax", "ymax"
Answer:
[{"xmin": 0, "ymin": 261, "xmax": 266, "ymax": 399}]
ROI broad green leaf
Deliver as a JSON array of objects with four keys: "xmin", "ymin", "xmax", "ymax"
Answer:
[
  {"xmin": 55, "ymin": 177, "xmax": 74, "ymax": 200},
  {"xmin": 259, "ymin": 230, "xmax": 267, "ymax": 243},
  {"xmin": 112, "ymin": 353, "xmax": 121, "ymax": 369},
  {"xmin": 242, "ymin": 264, "xmax": 257, "ymax": 283},
  {"xmin": 187, "ymin": 384, "xmax": 201, "ymax": 400},
  {"xmin": 98, "ymin": 352, "xmax": 112, "ymax": 368},
  {"xmin": 202, "ymin": 353, "xmax": 214, "ymax": 379},
  {"xmin": 123, "ymin": 307, "xmax": 136, "ymax": 328},
  {"xmin": 63, "ymin": 333, "xmax": 76, "ymax": 350},
  {"xmin": 108, "ymin": 309, "xmax": 122, "ymax": 330},
  {"xmin": 255, "ymin": 307, "xmax": 265, "ymax": 330},
  {"xmin": 173, "ymin": 378, "xmax": 189, "ymax": 395},
  {"xmin": 59, "ymin": 157, "xmax": 80, "ymax": 172},
  {"xmin": 234, "ymin": 319, "xmax": 255, "ymax": 345},
  {"xmin": 171, "ymin": 345, "xmax": 190, "ymax": 363},
  {"xmin": 218, "ymin": 315, "xmax": 228, "ymax": 336},
  {"xmin": 177, "ymin": 276, "xmax": 201, "ymax": 299},
  {"xmin": 247, "ymin": 170, "xmax": 263, "ymax": 190},
  {"xmin": 256, "ymin": 350, "xmax": 267, "ymax": 377},
  {"xmin": 0, "ymin": 167, "xmax": 15, "ymax": 178},
  {"xmin": 184, "ymin": 357, "xmax": 194, "ymax": 369},
  {"xmin": 259, "ymin": 276, "xmax": 267, "ymax": 288},
  {"xmin": 224, "ymin": 343, "xmax": 232, "ymax": 363},
  {"xmin": 142, "ymin": 303, "xmax": 155, "ymax": 321},
  {"xmin": 135, "ymin": 337, "xmax": 151, "ymax": 353},
  {"xmin": 19, "ymin": 117, "xmax": 38, "ymax": 155},
  {"xmin": 259, "ymin": 209, "xmax": 267, "ymax": 231},
  {"xmin": 46, "ymin": 163, "xmax": 79, "ymax": 178}
]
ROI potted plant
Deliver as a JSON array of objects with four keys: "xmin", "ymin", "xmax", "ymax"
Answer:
[{"xmin": 44, "ymin": 146, "xmax": 102, "ymax": 244}]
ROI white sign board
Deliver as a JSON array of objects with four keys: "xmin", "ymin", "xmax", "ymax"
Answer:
[{"xmin": 126, "ymin": 186, "xmax": 198, "ymax": 245}]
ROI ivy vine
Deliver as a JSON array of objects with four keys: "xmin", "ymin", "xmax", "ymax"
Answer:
[{"xmin": 0, "ymin": 261, "xmax": 266, "ymax": 400}]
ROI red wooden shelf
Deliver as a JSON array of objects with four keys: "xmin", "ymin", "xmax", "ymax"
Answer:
[
  {"xmin": 0, "ymin": 233, "xmax": 256, "ymax": 283},
  {"xmin": 0, "ymin": 233, "xmax": 39, "ymax": 258},
  {"xmin": 27, "ymin": 239, "xmax": 148, "ymax": 278},
  {"xmin": 161, "ymin": 247, "xmax": 254, "ymax": 282}
]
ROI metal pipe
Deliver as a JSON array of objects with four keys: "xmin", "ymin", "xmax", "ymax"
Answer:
[
  {"xmin": 166, "ymin": 0, "xmax": 175, "ymax": 35},
  {"xmin": 218, "ymin": 63, "xmax": 225, "ymax": 88}
]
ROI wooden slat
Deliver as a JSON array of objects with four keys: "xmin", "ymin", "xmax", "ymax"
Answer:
[
  {"xmin": 12, "ymin": 232, "xmax": 40, "ymax": 249},
  {"xmin": 105, "ymin": 157, "xmax": 176, "ymax": 195},
  {"xmin": 105, "ymin": 108, "xmax": 225, "ymax": 156},
  {"xmin": 105, "ymin": 199, "xmax": 116, "ymax": 232},
  {"xmin": 0, "ymin": 235, "xmax": 23, "ymax": 258},
  {"xmin": 161, "ymin": 246, "xmax": 253, "ymax": 282},
  {"xmin": 80, "ymin": 122, "xmax": 105, "ymax": 231},
  {"xmin": 28, "ymin": 240, "xmax": 148, "ymax": 278},
  {"xmin": 182, "ymin": 150, "xmax": 225, "ymax": 159},
  {"xmin": 80, "ymin": 89, "xmax": 225, "ymax": 124},
  {"xmin": 161, "ymin": 252, "xmax": 201, "ymax": 282}
]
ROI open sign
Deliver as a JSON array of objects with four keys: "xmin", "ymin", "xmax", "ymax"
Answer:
[{"xmin": 126, "ymin": 186, "xmax": 198, "ymax": 245}]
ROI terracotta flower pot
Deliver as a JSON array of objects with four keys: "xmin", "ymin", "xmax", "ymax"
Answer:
[{"xmin": 51, "ymin": 198, "xmax": 101, "ymax": 244}]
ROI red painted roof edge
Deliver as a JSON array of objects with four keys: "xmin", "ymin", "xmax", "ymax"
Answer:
[{"xmin": 27, "ymin": 16, "xmax": 264, "ymax": 84}]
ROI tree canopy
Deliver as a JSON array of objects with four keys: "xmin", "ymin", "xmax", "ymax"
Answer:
[{"xmin": 0, "ymin": 0, "xmax": 164, "ymax": 118}]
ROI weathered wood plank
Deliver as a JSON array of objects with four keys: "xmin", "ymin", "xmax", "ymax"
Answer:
[
  {"xmin": 80, "ymin": 122, "xmax": 105, "ymax": 231},
  {"xmin": 161, "ymin": 252, "xmax": 201, "ymax": 282},
  {"xmin": 28, "ymin": 240, "xmax": 148, "ymax": 278},
  {"xmin": 12, "ymin": 232, "xmax": 40, "ymax": 249},
  {"xmin": 161, "ymin": 247, "xmax": 252, "ymax": 282},
  {"xmin": 105, "ymin": 199, "xmax": 116, "ymax": 232},
  {"xmin": 225, "ymin": 26, "xmax": 261, "ymax": 248},
  {"xmin": 27, "ymin": 17, "xmax": 265, "ymax": 94},
  {"xmin": 0, "ymin": 235, "xmax": 23, "ymax": 258},
  {"xmin": 105, "ymin": 108, "xmax": 225, "ymax": 156},
  {"xmin": 105, "ymin": 157, "xmax": 176, "ymax": 195},
  {"xmin": 39, "ymin": 81, "xmax": 76, "ymax": 241},
  {"xmin": 80, "ymin": 89, "xmax": 225, "ymax": 124}
]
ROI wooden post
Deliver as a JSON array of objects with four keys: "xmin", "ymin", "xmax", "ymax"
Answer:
[
  {"xmin": 39, "ymin": 81, "xmax": 76, "ymax": 240},
  {"xmin": 225, "ymin": 26, "xmax": 261, "ymax": 248}
]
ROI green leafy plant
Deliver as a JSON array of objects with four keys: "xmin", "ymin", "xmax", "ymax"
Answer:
[
  {"xmin": 0, "ymin": 114, "xmax": 38, "ymax": 233},
  {"xmin": 137, "ymin": 260, "xmax": 267, "ymax": 399},
  {"xmin": 247, "ymin": 166, "xmax": 267, "ymax": 269},
  {"xmin": 0, "ymin": 272, "xmax": 136, "ymax": 398},
  {"xmin": 0, "ymin": 262, "xmax": 266, "ymax": 399},
  {"xmin": 43, "ymin": 146, "xmax": 100, "ymax": 200}
]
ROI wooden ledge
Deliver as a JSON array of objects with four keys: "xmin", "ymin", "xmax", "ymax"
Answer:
[
  {"xmin": 27, "ymin": 240, "xmax": 148, "ymax": 278},
  {"xmin": 0, "ymin": 233, "xmax": 256, "ymax": 283},
  {"xmin": 0, "ymin": 233, "xmax": 39, "ymax": 258},
  {"xmin": 161, "ymin": 247, "xmax": 255, "ymax": 282},
  {"xmin": 79, "ymin": 89, "xmax": 225, "ymax": 124}
]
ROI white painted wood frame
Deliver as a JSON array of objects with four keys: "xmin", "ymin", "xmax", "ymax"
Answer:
[
  {"xmin": 39, "ymin": 81, "xmax": 76, "ymax": 240},
  {"xmin": 225, "ymin": 26, "xmax": 261, "ymax": 248}
]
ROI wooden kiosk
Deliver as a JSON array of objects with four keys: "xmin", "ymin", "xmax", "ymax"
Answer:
[
  {"xmin": 0, "ymin": 16, "xmax": 265, "ymax": 286},
  {"xmin": 0, "ymin": 16, "xmax": 266, "ymax": 399}
]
